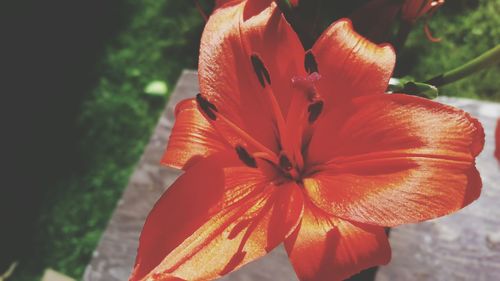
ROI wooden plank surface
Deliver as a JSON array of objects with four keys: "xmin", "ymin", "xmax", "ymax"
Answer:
[{"xmin": 84, "ymin": 70, "xmax": 500, "ymax": 281}]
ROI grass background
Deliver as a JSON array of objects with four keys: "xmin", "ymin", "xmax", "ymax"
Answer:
[{"xmin": 4, "ymin": 0, "xmax": 498, "ymax": 280}]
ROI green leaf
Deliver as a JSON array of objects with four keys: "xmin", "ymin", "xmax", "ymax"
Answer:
[{"xmin": 388, "ymin": 77, "xmax": 439, "ymax": 99}]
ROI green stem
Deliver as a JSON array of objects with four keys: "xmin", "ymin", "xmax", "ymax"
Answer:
[{"xmin": 426, "ymin": 44, "xmax": 500, "ymax": 87}]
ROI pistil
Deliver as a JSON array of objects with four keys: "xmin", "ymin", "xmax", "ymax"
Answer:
[{"xmin": 287, "ymin": 72, "xmax": 323, "ymax": 170}]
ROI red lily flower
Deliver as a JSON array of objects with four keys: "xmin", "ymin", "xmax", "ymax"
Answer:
[
  {"xmin": 496, "ymin": 119, "xmax": 500, "ymax": 162},
  {"xmin": 130, "ymin": 1, "xmax": 484, "ymax": 281}
]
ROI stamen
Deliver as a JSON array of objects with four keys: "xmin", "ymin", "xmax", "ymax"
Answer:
[
  {"xmin": 279, "ymin": 153, "xmax": 293, "ymax": 171},
  {"xmin": 261, "ymin": 86, "xmax": 291, "ymax": 154},
  {"xmin": 304, "ymin": 51, "xmax": 318, "ymax": 74},
  {"xmin": 248, "ymin": 55, "xmax": 291, "ymax": 155},
  {"xmin": 251, "ymin": 54, "xmax": 271, "ymax": 87},
  {"xmin": 216, "ymin": 113, "xmax": 278, "ymax": 161},
  {"xmin": 308, "ymin": 100, "xmax": 324, "ymax": 123},
  {"xmin": 196, "ymin": 93, "xmax": 278, "ymax": 163},
  {"xmin": 236, "ymin": 145, "xmax": 257, "ymax": 168},
  {"xmin": 253, "ymin": 152, "xmax": 278, "ymax": 165},
  {"xmin": 196, "ymin": 93, "xmax": 218, "ymax": 120}
]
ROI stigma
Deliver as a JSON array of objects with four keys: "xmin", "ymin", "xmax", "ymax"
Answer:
[{"xmin": 292, "ymin": 72, "xmax": 321, "ymax": 101}]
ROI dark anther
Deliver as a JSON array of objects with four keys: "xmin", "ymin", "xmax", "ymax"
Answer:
[
  {"xmin": 196, "ymin": 93, "xmax": 218, "ymax": 120},
  {"xmin": 279, "ymin": 154, "xmax": 293, "ymax": 171},
  {"xmin": 251, "ymin": 54, "xmax": 271, "ymax": 87},
  {"xmin": 308, "ymin": 100, "xmax": 324, "ymax": 123},
  {"xmin": 304, "ymin": 51, "xmax": 318, "ymax": 74},
  {"xmin": 235, "ymin": 145, "xmax": 257, "ymax": 168}
]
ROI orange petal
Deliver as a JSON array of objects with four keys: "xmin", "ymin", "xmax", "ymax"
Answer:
[
  {"xmin": 131, "ymin": 154, "xmax": 304, "ymax": 281},
  {"xmin": 161, "ymin": 98, "xmax": 227, "ymax": 170},
  {"xmin": 311, "ymin": 19, "xmax": 396, "ymax": 106},
  {"xmin": 285, "ymin": 203, "xmax": 391, "ymax": 281},
  {"xmin": 306, "ymin": 94, "xmax": 484, "ymax": 226},
  {"xmin": 199, "ymin": 1, "xmax": 305, "ymax": 151}
]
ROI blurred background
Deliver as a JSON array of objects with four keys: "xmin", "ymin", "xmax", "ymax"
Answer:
[{"xmin": 0, "ymin": 0, "xmax": 498, "ymax": 280}]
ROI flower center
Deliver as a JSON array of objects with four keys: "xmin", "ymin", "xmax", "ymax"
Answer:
[
  {"xmin": 278, "ymin": 152, "xmax": 302, "ymax": 183},
  {"xmin": 196, "ymin": 51, "xmax": 325, "ymax": 185}
]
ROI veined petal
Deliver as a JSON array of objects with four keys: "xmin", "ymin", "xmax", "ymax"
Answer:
[
  {"xmin": 131, "ymin": 154, "xmax": 303, "ymax": 281},
  {"xmin": 308, "ymin": 94, "xmax": 484, "ymax": 165},
  {"xmin": 311, "ymin": 19, "xmax": 395, "ymax": 106},
  {"xmin": 306, "ymin": 94, "xmax": 484, "ymax": 226},
  {"xmin": 161, "ymin": 99, "xmax": 227, "ymax": 170},
  {"xmin": 285, "ymin": 203, "xmax": 390, "ymax": 281},
  {"xmin": 199, "ymin": 1, "xmax": 305, "ymax": 151}
]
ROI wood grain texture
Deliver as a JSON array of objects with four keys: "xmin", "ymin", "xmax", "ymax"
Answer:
[{"xmin": 85, "ymin": 71, "xmax": 500, "ymax": 281}]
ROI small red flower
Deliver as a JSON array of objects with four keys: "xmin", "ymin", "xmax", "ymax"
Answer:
[
  {"xmin": 402, "ymin": 0, "xmax": 444, "ymax": 41},
  {"xmin": 130, "ymin": 1, "xmax": 484, "ymax": 281},
  {"xmin": 214, "ymin": 0, "xmax": 241, "ymax": 9},
  {"xmin": 401, "ymin": 0, "xmax": 444, "ymax": 23},
  {"xmin": 350, "ymin": 0, "xmax": 445, "ymax": 43},
  {"xmin": 496, "ymin": 119, "xmax": 500, "ymax": 162},
  {"xmin": 350, "ymin": 0, "xmax": 403, "ymax": 43}
]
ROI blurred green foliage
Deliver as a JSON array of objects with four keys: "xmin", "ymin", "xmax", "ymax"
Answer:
[
  {"xmin": 13, "ymin": 1, "xmax": 203, "ymax": 280},
  {"xmin": 11, "ymin": 0, "xmax": 498, "ymax": 280},
  {"xmin": 400, "ymin": 0, "xmax": 500, "ymax": 101}
]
